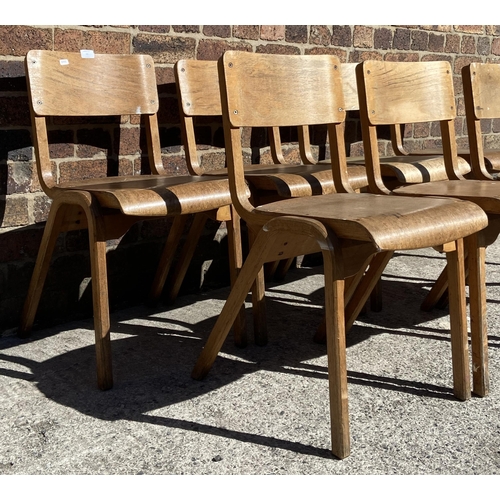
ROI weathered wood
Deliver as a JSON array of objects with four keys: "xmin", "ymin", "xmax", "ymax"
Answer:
[
  {"xmin": 20, "ymin": 50, "xmax": 246, "ymax": 389},
  {"xmin": 357, "ymin": 59, "xmax": 494, "ymax": 396},
  {"xmin": 192, "ymin": 51, "xmax": 488, "ymax": 458}
]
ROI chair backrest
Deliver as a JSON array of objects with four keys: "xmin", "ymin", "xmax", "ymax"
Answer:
[
  {"xmin": 355, "ymin": 60, "xmax": 463, "ymax": 194},
  {"xmin": 175, "ymin": 58, "xmax": 340, "ymax": 172},
  {"xmin": 25, "ymin": 50, "xmax": 164, "ymax": 195},
  {"xmin": 217, "ymin": 51, "xmax": 349, "ymax": 222},
  {"xmin": 462, "ymin": 62, "xmax": 500, "ymax": 179}
]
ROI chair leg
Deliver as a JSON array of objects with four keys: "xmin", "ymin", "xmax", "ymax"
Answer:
[
  {"xmin": 466, "ymin": 233, "xmax": 489, "ymax": 397},
  {"xmin": 322, "ymin": 246, "xmax": 350, "ymax": 459},
  {"xmin": 86, "ymin": 206, "xmax": 113, "ymax": 391},
  {"xmin": 345, "ymin": 251, "xmax": 393, "ymax": 331},
  {"xmin": 226, "ymin": 206, "xmax": 247, "ymax": 347},
  {"xmin": 148, "ymin": 215, "xmax": 189, "ymax": 303},
  {"xmin": 248, "ymin": 226, "xmax": 268, "ymax": 346},
  {"xmin": 421, "ymin": 264, "xmax": 448, "ymax": 312},
  {"xmin": 445, "ymin": 239, "xmax": 471, "ymax": 401},
  {"xmin": 166, "ymin": 213, "xmax": 208, "ymax": 304},
  {"xmin": 19, "ymin": 202, "xmax": 68, "ymax": 337},
  {"xmin": 314, "ymin": 252, "xmax": 392, "ymax": 343},
  {"xmin": 191, "ymin": 227, "xmax": 270, "ymax": 380}
]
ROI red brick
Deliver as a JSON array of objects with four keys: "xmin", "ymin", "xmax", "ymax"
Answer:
[
  {"xmin": 384, "ymin": 53, "xmax": 419, "ymax": 62},
  {"xmin": 410, "ymin": 30, "xmax": 429, "ymax": 51},
  {"xmin": 461, "ymin": 35, "xmax": 476, "ymax": 54},
  {"xmin": 349, "ymin": 51, "xmax": 383, "ymax": 63},
  {"xmin": 374, "ymin": 28, "xmax": 392, "ymax": 50},
  {"xmin": 197, "ymin": 40, "xmax": 251, "ymax": 60},
  {"xmin": 133, "ymin": 33, "xmax": 196, "ymax": 64},
  {"xmin": 332, "ymin": 26, "xmax": 352, "ymax": 47},
  {"xmin": 54, "ymin": 28, "xmax": 131, "ymax": 54},
  {"xmin": 353, "ymin": 26, "xmax": 374, "ymax": 48},
  {"xmin": 255, "ymin": 44, "xmax": 300, "ymax": 55},
  {"xmin": 138, "ymin": 26, "xmax": 171, "ymax": 34},
  {"xmin": 172, "ymin": 26, "xmax": 200, "ymax": 34},
  {"xmin": 260, "ymin": 26, "xmax": 285, "ymax": 41},
  {"xmin": 285, "ymin": 26, "xmax": 307, "ymax": 44},
  {"xmin": 454, "ymin": 25, "xmax": 484, "ymax": 34},
  {"xmin": 1, "ymin": 195, "xmax": 30, "ymax": 227},
  {"xmin": 0, "ymin": 26, "xmax": 52, "ymax": 56},
  {"xmin": 203, "ymin": 26, "xmax": 231, "ymax": 38},
  {"xmin": 233, "ymin": 26, "xmax": 260, "ymax": 40},
  {"xmin": 444, "ymin": 34, "xmax": 460, "ymax": 53},
  {"xmin": 59, "ymin": 159, "xmax": 109, "ymax": 183},
  {"xmin": 310, "ymin": 26, "xmax": 332, "ymax": 46},
  {"xmin": 0, "ymin": 96, "xmax": 31, "ymax": 127}
]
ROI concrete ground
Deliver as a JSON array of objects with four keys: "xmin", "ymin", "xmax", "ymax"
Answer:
[{"xmin": 1, "ymin": 240, "xmax": 500, "ymax": 478}]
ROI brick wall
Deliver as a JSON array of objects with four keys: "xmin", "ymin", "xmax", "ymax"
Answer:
[{"xmin": 0, "ymin": 24, "xmax": 499, "ymax": 332}]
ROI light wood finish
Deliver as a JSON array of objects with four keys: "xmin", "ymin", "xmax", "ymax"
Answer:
[
  {"xmin": 389, "ymin": 62, "xmax": 500, "ymax": 177},
  {"xmin": 175, "ymin": 59, "xmax": 368, "ymax": 196},
  {"xmin": 462, "ymin": 62, "xmax": 500, "ymax": 180},
  {"xmin": 19, "ymin": 50, "xmax": 247, "ymax": 389},
  {"xmin": 191, "ymin": 51, "xmax": 488, "ymax": 458},
  {"xmin": 356, "ymin": 59, "xmax": 495, "ymax": 396}
]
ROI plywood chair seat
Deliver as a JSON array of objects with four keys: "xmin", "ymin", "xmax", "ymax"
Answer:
[
  {"xmin": 191, "ymin": 51, "xmax": 489, "ymax": 459},
  {"xmin": 254, "ymin": 192, "xmax": 483, "ymax": 251},
  {"xmin": 57, "ymin": 175, "xmax": 235, "ymax": 216},
  {"xmin": 392, "ymin": 179, "xmax": 500, "ymax": 213},
  {"xmin": 203, "ymin": 163, "xmax": 368, "ymax": 197},
  {"xmin": 377, "ymin": 155, "xmax": 471, "ymax": 183}
]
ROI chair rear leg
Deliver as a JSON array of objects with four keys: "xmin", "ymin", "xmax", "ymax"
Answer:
[
  {"xmin": 466, "ymin": 233, "xmax": 489, "ymax": 397},
  {"xmin": 148, "ymin": 215, "xmax": 189, "ymax": 304},
  {"xmin": 191, "ymin": 228, "xmax": 270, "ymax": 380},
  {"xmin": 226, "ymin": 206, "xmax": 247, "ymax": 347},
  {"xmin": 166, "ymin": 213, "xmax": 208, "ymax": 304},
  {"xmin": 445, "ymin": 239, "xmax": 471, "ymax": 401},
  {"xmin": 248, "ymin": 226, "xmax": 268, "ymax": 346}
]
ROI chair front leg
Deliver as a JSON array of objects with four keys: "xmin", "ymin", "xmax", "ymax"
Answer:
[
  {"xmin": 19, "ymin": 201, "xmax": 69, "ymax": 337},
  {"xmin": 445, "ymin": 239, "xmax": 471, "ymax": 401},
  {"xmin": 84, "ymin": 199, "xmax": 113, "ymax": 391}
]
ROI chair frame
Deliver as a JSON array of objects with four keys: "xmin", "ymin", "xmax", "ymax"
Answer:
[
  {"xmin": 19, "ymin": 50, "xmax": 245, "ymax": 388},
  {"xmin": 190, "ymin": 51, "xmax": 488, "ymax": 458}
]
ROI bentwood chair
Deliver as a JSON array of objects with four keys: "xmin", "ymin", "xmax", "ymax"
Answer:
[
  {"xmin": 355, "ymin": 59, "xmax": 500, "ymax": 397},
  {"xmin": 462, "ymin": 62, "xmax": 500, "ymax": 179},
  {"xmin": 18, "ymin": 50, "xmax": 247, "ymax": 390},
  {"xmin": 174, "ymin": 58, "xmax": 368, "ymax": 338},
  {"xmin": 190, "ymin": 51, "xmax": 488, "ymax": 458}
]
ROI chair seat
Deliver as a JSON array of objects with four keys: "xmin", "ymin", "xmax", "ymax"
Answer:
[
  {"xmin": 204, "ymin": 163, "xmax": 368, "ymax": 197},
  {"xmin": 400, "ymin": 148, "xmax": 500, "ymax": 173},
  {"xmin": 393, "ymin": 179, "xmax": 500, "ymax": 214},
  {"xmin": 378, "ymin": 155, "xmax": 471, "ymax": 183},
  {"xmin": 254, "ymin": 192, "xmax": 487, "ymax": 251},
  {"xmin": 59, "ymin": 175, "xmax": 237, "ymax": 216}
]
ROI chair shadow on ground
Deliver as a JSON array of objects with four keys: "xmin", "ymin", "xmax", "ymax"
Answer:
[{"xmin": 1, "ymin": 262, "xmax": 498, "ymax": 459}]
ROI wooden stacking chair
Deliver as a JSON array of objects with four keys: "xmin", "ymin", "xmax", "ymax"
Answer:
[
  {"xmin": 174, "ymin": 58, "xmax": 368, "ymax": 338},
  {"xmin": 387, "ymin": 63, "xmax": 500, "ymax": 178},
  {"xmin": 190, "ymin": 51, "xmax": 489, "ymax": 458},
  {"xmin": 355, "ymin": 59, "xmax": 500, "ymax": 398},
  {"xmin": 18, "ymin": 50, "xmax": 248, "ymax": 390},
  {"xmin": 462, "ymin": 62, "xmax": 500, "ymax": 180}
]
